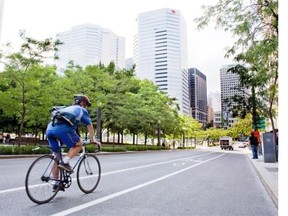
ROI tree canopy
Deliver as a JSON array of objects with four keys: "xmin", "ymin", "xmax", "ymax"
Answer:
[
  {"xmin": 0, "ymin": 32, "xmax": 204, "ymax": 145},
  {"xmin": 195, "ymin": 0, "xmax": 278, "ymax": 133}
]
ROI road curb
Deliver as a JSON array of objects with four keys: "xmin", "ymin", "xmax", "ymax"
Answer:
[{"xmin": 247, "ymin": 154, "xmax": 278, "ymax": 208}]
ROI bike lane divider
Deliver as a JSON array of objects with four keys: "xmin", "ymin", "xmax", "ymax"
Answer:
[{"xmin": 51, "ymin": 153, "xmax": 225, "ymax": 216}]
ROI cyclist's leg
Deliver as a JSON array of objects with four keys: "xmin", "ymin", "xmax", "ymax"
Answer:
[
  {"xmin": 52, "ymin": 152, "xmax": 60, "ymax": 180},
  {"xmin": 53, "ymin": 130, "xmax": 82, "ymax": 173},
  {"xmin": 47, "ymin": 131, "xmax": 61, "ymax": 182},
  {"xmin": 59, "ymin": 130, "xmax": 83, "ymax": 162}
]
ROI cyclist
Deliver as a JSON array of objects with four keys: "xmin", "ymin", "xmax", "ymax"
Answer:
[{"xmin": 46, "ymin": 95, "xmax": 100, "ymax": 185}]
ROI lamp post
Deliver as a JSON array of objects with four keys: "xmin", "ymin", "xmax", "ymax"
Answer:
[
  {"xmin": 96, "ymin": 107, "xmax": 102, "ymax": 142},
  {"xmin": 182, "ymin": 127, "xmax": 186, "ymax": 147},
  {"xmin": 157, "ymin": 120, "xmax": 161, "ymax": 146}
]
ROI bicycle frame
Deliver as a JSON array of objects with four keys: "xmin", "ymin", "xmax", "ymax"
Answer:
[
  {"xmin": 53, "ymin": 141, "xmax": 90, "ymax": 171},
  {"xmin": 26, "ymin": 139, "xmax": 101, "ymax": 204}
]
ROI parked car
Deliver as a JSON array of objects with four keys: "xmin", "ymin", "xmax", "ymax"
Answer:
[{"xmin": 243, "ymin": 138, "xmax": 249, "ymax": 147}]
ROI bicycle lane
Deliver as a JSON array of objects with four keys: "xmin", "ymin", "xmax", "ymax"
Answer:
[
  {"xmin": 50, "ymin": 153, "xmax": 225, "ymax": 216},
  {"xmin": 0, "ymin": 151, "xmax": 224, "ymax": 216}
]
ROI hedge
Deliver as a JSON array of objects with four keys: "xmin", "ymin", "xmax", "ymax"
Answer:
[{"xmin": 0, "ymin": 144, "xmax": 188, "ymax": 155}]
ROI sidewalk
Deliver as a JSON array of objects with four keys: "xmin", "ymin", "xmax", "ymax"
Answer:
[{"xmin": 246, "ymin": 149, "xmax": 278, "ymax": 208}]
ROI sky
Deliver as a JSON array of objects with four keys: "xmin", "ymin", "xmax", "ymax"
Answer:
[{"xmin": 1, "ymin": 0, "xmax": 239, "ymax": 93}]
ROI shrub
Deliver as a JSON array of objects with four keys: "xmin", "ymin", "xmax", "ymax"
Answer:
[
  {"xmin": 177, "ymin": 146, "xmax": 196, "ymax": 150},
  {"xmin": 29, "ymin": 146, "xmax": 51, "ymax": 154},
  {"xmin": 0, "ymin": 145, "xmax": 51, "ymax": 155},
  {"xmin": 102, "ymin": 147, "xmax": 126, "ymax": 152},
  {"xmin": 0, "ymin": 146, "xmax": 13, "ymax": 155},
  {"xmin": 126, "ymin": 146, "xmax": 142, "ymax": 151},
  {"xmin": 147, "ymin": 146, "xmax": 163, "ymax": 150},
  {"xmin": 0, "ymin": 143, "xmax": 170, "ymax": 155},
  {"xmin": 85, "ymin": 144, "xmax": 96, "ymax": 153}
]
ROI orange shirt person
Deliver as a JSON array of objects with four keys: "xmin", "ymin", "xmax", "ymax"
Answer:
[{"xmin": 253, "ymin": 128, "xmax": 261, "ymax": 144}]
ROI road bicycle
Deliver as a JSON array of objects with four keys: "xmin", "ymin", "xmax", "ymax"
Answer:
[{"xmin": 25, "ymin": 139, "xmax": 101, "ymax": 204}]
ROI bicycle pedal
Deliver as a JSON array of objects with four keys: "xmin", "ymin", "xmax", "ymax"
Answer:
[
  {"xmin": 52, "ymin": 183, "xmax": 65, "ymax": 192},
  {"xmin": 59, "ymin": 187, "xmax": 65, "ymax": 192}
]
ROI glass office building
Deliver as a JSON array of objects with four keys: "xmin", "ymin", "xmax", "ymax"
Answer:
[{"xmin": 188, "ymin": 68, "xmax": 208, "ymax": 126}]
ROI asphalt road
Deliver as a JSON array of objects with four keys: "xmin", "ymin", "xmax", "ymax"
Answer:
[{"xmin": 0, "ymin": 148, "xmax": 278, "ymax": 216}]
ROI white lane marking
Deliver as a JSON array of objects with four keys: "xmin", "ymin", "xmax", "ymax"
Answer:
[
  {"xmin": 101, "ymin": 152, "xmax": 215, "ymax": 176},
  {"xmin": 0, "ymin": 152, "xmax": 217, "ymax": 194},
  {"xmin": 51, "ymin": 153, "xmax": 225, "ymax": 216},
  {"xmin": 0, "ymin": 186, "xmax": 26, "ymax": 194}
]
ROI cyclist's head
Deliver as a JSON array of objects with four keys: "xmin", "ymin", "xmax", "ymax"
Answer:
[{"xmin": 74, "ymin": 95, "xmax": 91, "ymax": 107}]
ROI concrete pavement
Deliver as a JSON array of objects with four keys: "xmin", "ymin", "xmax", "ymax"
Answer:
[
  {"xmin": 199, "ymin": 143, "xmax": 278, "ymax": 209},
  {"xmin": 246, "ymin": 149, "xmax": 278, "ymax": 208},
  {"xmin": 0, "ymin": 144, "xmax": 279, "ymax": 209}
]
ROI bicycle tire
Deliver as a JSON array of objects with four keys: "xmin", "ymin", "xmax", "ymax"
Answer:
[
  {"xmin": 77, "ymin": 154, "xmax": 101, "ymax": 194},
  {"xmin": 25, "ymin": 155, "xmax": 61, "ymax": 204}
]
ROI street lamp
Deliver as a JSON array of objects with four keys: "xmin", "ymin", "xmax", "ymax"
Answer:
[
  {"xmin": 182, "ymin": 127, "xmax": 186, "ymax": 147},
  {"xmin": 157, "ymin": 120, "xmax": 161, "ymax": 146},
  {"xmin": 96, "ymin": 107, "xmax": 102, "ymax": 142}
]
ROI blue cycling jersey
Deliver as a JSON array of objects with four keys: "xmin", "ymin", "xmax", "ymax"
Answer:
[
  {"xmin": 46, "ymin": 105, "xmax": 92, "ymax": 151},
  {"xmin": 47, "ymin": 105, "xmax": 92, "ymax": 130}
]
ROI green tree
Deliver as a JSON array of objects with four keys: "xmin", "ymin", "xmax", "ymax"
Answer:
[
  {"xmin": 0, "ymin": 31, "xmax": 61, "ymax": 138},
  {"xmin": 118, "ymin": 79, "xmax": 179, "ymax": 145},
  {"xmin": 178, "ymin": 114, "xmax": 202, "ymax": 147},
  {"xmin": 195, "ymin": 0, "xmax": 278, "ymax": 135},
  {"xmin": 228, "ymin": 114, "xmax": 253, "ymax": 139},
  {"xmin": 204, "ymin": 128, "xmax": 229, "ymax": 144}
]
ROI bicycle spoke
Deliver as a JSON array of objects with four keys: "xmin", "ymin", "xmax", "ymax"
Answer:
[
  {"xmin": 77, "ymin": 154, "xmax": 101, "ymax": 193},
  {"xmin": 25, "ymin": 155, "xmax": 60, "ymax": 204}
]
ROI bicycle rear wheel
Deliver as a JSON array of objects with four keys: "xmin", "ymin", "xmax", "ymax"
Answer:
[
  {"xmin": 25, "ymin": 155, "xmax": 61, "ymax": 204},
  {"xmin": 77, "ymin": 154, "xmax": 101, "ymax": 193}
]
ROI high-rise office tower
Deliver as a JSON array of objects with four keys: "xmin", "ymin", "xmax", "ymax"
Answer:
[
  {"xmin": 208, "ymin": 91, "xmax": 221, "ymax": 112},
  {"xmin": 220, "ymin": 64, "xmax": 248, "ymax": 128},
  {"xmin": 134, "ymin": 8, "xmax": 190, "ymax": 115},
  {"xmin": 125, "ymin": 58, "xmax": 134, "ymax": 70},
  {"xmin": 207, "ymin": 105, "xmax": 214, "ymax": 125},
  {"xmin": 55, "ymin": 24, "xmax": 125, "ymax": 75},
  {"xmin": 188, "ymin": 68, "xmax": 207, "ymax": 126},
  {"xmin": 0, "ymin": 0, "xmax": 4, "ymax": 42}
]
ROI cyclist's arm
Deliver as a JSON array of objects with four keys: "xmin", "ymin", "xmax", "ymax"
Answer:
[
  {"xmin": 86, "ymin": 124, "xmax": 101, "ymax": 145},
  {"xmin": 81, "ymin": 108, "xmax": 101, "ymax": 145}
]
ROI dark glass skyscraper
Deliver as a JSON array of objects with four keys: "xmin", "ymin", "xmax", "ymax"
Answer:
[{"xmin": 188, "ymin": 68, "xmax": 207, "ymax": 126}]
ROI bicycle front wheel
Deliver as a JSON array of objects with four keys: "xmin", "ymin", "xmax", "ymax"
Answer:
[
  {"xmin": 77, "ymin": 154, "xmax": 101, "ymax": 193},
  {"xmin": 25, "ymin": 155, "xmax": 60, "ymax": 204}
]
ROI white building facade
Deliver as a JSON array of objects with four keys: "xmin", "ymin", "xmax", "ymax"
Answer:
[
  {"xmin": 134, "ymin": 8, "xmax": 190, "ymax": 115},
  {"xmin": 213, "ymin": 111, "xmax": 222, "ymax": 128},
  {"xmin": 220, "ymin": 64, "xmax": 247, "ymax": 128},
  {"xmin": 0, "ymin": 0, "xmax": 4, "ymax": 42},
  {"xmin": 208, "ymin": 91, "xmax": 221, "ymax": 112},
  {"xmin": 55, "ymin": 24, "xmax": 125, "ymax": 75}
]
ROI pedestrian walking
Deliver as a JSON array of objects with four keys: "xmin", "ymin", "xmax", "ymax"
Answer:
[
  {"xmin": 253, "ymin": 128, "xmax": 262, "ymax": 155},
  {"xmin": 249, "ymin": 131, "xmax": 259, "ymax": 159}
]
